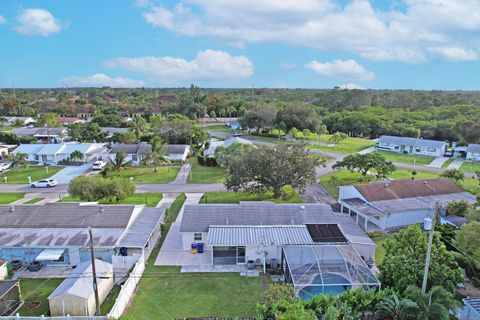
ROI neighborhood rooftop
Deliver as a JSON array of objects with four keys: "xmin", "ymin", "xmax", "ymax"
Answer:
[
  {"xmin": 13, "ymin": 143, "xmax": 106, "ymax": 156},
  {"xmin": 467, "ymin": 143, "xmax": 480, "ymax": 153},
  {"xmin": 8, "ymin": 127, "xmax": 66, "ymax": 137},
  {"xmin": 378, "ymin": 135, "xmax": 446, "ymax": 148}
]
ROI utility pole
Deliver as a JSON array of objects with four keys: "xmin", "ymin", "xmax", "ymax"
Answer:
[
  {"xmin": 421, "ymin": 202, "xmax": 439, "ymax": 293},
  {"xmin": 12, "ymin": 83, "xmax": 16, "ymax": 99},
  {"xmin": 88, "ymin": 226, "xmax": 101, "ymax": 316}
]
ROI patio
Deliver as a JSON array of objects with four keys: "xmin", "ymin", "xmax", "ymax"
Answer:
[{"xmin": 15, "ymin": 265, "xmax": 74, "ymax": 279}]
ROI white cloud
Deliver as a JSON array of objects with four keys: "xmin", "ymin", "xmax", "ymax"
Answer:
[
  {"xmin": 335, "ymin": 83, "xmax": 365, "ymax": 90},
  {"xmin": 306, "ymin": 59, "xmax": 374, "ymax": 81},
  {"xmin": 61, "ymin": 73, "xmax": 146, "ymax": 88},
  {"xmin": 428, "ymin": 46, "xmax": 479, "ymax": 61},
  {"xmin": 140, "ymin": 0, "xmax": 480, "ymax": 63},
  {"xmin": 281, "ymin": 61, "xmax": 297, "ymax": 69},
  {"xmin": 0, "ymin": 15, "xmax": 7, "ymax": 25},
  {"xmin": 104, "ymin": 49, "xmax": 254, "ymax": 83},
  {"xmin": 15, "ymin": 8, "xmax": 65, "ymax": 36}
]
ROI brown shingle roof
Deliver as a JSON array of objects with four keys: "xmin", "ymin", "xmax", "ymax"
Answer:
[{"xmin": 354, "ymin": 179, "xmax": 464, "ymax": 202}]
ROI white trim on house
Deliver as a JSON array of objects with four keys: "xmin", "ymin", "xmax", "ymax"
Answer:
[{"xmin": 376, "ymin": 135, "xmax": 447, "ymax": 157}]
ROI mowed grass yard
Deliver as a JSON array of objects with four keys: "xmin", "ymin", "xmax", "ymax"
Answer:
[
  {"xmin": 61, "ymin": 192, "xmax": 163, "ymax": 207},
  {"xmin": 0, "ymin": 192, "xmax": 25, "ymax": 204},
  {"xmin": 188, "ymin": 158, "xmax": 228, "ymax": 183},
  {"xmin": 460, "ymin": 161, "xmax": 480, "ymax": 173},
  {"xmin": 373, "ymin": 150, "xmax": 435, "ymax": 165},
  {"xmin": 320, "ymin": 168, "xmax": 440, "ymax": 199},
  {"xmin": 0, "ymin": 166, "xmax": 64, "ymax": 184},
  {"xmin": 114, "ymin": 166, "xmax": 179, "ymax": 184},
  {"xmin": 200, "ymin": 188, "xmax": 303, "ymax": 204},
  {"xmin": 124, "ymin": 193, "xmax": 264, "ymax": 319},
  {"xmin": 203, "ymin": 124, "xmax": 235, "ymax": 134},
  {"xmin": 372, "ymin": 234, "xmax": 392, "ymax": 265},
  {"xmin": 18, "ymin": 279, "xmax": 64, "ymax": 316},
  {"xmin": 308, "ymin": 136, "xmax": 375, "ymax": 154}
]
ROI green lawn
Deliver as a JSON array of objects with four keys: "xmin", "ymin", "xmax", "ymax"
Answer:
[
  {"xmin": 204, "ymin": 124, "xmax": 235, "ymax": 134},
  {"xmin": 100, "ymin": 284, "xmax": 121, "ymax": 315},
  {"xmin": 0, "ymin": 193, "xmax": 24, "ymax": 204},
  {"xmin": 320, "ymin": 168, "xmax": 440, "ymax": 199},
  {"xmin": 17, "ymin": 279, "xmax": 64, "ymax": 316},
  {"xmin": 308, "ymin": 136, "xmax": 375, "ymax": 154},
  {"xmin": 373, "ymin": 150, "xmax": 435, "ymax": 165},
  {"xmin": 441, "ymin": 158, "xmax": 455, "ymax": 168},
  {"xmin": 113, "ymin": 166, "xmax": 179, "ymax": 184},
  {"xmin": 245, "ymin": 134, "xmax": 286, "ymax": 144},
  {"xmin": 188, "ymin": 158, "xmax": 228, "ymax": 183},
  {"xmin": 0, "ymin": 166, "xmax": 64, "ymax": 184},
  {"xmin": 457, "ymin": 177, "xmax": 480, "ymax": 195},
  {"xmin": 24, "ymin": 197, "xmax": 44, "ymax": 204},
  {"xmin": 61, "ymin": 192, "xmax": 163, "ymax": 207},
  {"xmin": 460, "ymin": 161, "xmax": 480, "ymax": 173},
  {"xmin": 200, "ymin": 188, "xmax": 303, "ymax": 204},
  {"xmin": 372, "ymin": 235, "xmax": 392, "ymax": 265}
]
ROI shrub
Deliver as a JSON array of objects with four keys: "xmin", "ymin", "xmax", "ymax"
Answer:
[{"xmin": 367, "ymin": 231, "xmax": 383, "ymax": 238}]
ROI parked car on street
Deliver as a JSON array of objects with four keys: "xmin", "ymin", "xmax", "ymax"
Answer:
[
  {"xmin": 31, "ymin": 179, "xmax": 58, "ymax": 188},
  {"xmin": 92, "ymin": 160, "xmax": 107, "ymax": 170},
  {"xmin": 0, "ymin": 162, "xmax": 11, "ymax": 172},
  {"xmin": 232, "ymin": 131, "xmax": 242, "ymax": 137}
]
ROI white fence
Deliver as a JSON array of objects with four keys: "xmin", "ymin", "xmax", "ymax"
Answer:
[
  {"xmin": 107, "ymin": 253, "xmax": 146, "ymax": 319},
  {"xmin": 112, "ymin": 254, "xmax": 140, "ymax": 273}
]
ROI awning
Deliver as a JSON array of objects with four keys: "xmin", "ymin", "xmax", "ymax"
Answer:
[{"xmin": 35, "ymin": 249, "xmax": 65, "ymax": 261}]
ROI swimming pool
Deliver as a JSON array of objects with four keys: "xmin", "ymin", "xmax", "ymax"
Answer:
[{"xmin": 298, "ymin": 273, "xmax": 351, "ymax": 300}]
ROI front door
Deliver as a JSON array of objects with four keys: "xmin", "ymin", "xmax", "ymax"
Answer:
[{"xmin": 237, "ymin": 246, "xmax": 246, "ymax": 264}]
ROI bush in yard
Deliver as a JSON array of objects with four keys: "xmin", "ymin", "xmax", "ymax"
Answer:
[
  {"xmin": 367, "ymin": 230, "xmax": 383, "ymax": 238},
  {"xmin": 68, "ymin": 176, "xmax": 135, "ymax": 202},
  {"xmin": 256, "ymin": 283, "xmax": 295, "ymax": 319},
  {"xmin": 446, "ymin": 200, "xmax": 471, "ymax": 216},
  {"xmin": 441, "ymin": 169, "xmax": 465, "ymax": 182}
]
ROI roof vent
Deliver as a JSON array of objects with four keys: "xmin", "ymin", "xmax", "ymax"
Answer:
[
  {"xmin": 300, "ymin": 205, "xmax": 306, "ymax": 211},
  {"xmin": 226, "ymin": 218, "xmax": 229, "ymax": 225},
  {"xmin": 9, "ymin": 206, "xmax": 14, "ymax": 213},
  {"xmin": 99, "ymin": 206, "xmax": 104, "ymax": 213},
  {"xmin": 424, "ymin": 181, "xmax": 428, "ymax": 185},
  {"xmin": 291, "ymin": 218, "xmax": 295, "ymax": 225}
]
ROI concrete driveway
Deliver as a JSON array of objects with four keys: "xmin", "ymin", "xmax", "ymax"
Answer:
[{"xmin": 50, "ymin": 163, "xmax": 92, "ymax": 183}]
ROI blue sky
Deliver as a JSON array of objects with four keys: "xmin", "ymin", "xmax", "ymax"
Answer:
[{"xmin": 0, "ymin": 0, "xmax": 479, "ymax": 89}]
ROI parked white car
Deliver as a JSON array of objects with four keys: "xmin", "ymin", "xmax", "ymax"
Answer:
[
  {"xmin": 0, "ymin": 162, "xmax": 11, "ymax": 172},
  {"xmin": 31, "ymin": 179, "xmax": 58, "ymax": 188},
  {"xmin": 92, "ymin": 160, "xmax": 107, "ymax": 170}
]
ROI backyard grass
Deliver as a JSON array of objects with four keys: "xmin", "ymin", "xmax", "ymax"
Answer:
[
  {"xmin": 203, "ymin": 124, "xmax": 234, "ymax": 134},
  {"xmin": 372, "ymin": 235, "xmax": 392, "ymax": 265},
  {"xmin": 0, "ymin": 193, "xmax": 25, "ymax": 204},
  {"xmin": 188, "ymin": 158, "xmax": 228, "ymax": 183},
  {"xmin": 372, "ymin": 150, "xmax": 435, "ymax": 165},
  {"xmin": 460, "ymin": 161, "xmax": 480, "ymax": 173},
  {"xmin": 114, "ymin": 166, "xmax": 179, "ymax": 184},
  {"xmin": 17, "ymin": 278, "xmax": 64, "ymax": 316},
  {"xmin": 200, "ymin": 188, "xmax": 303, "ymax": 204},
  {"xmin": 61, "ymin": 192, "xmax": 163, "ymax": 207},
  {"xmin": 100, "ymin": 284, "xmax": 121, "ymax": 315},
  {"xmin": 441, "ymin": 158, "xmax": 455, "ymax": 168},
  {"xmin": 308, "ymin": 136, "xmax": 374, "ymax": 154},
  {"xmin": 23, "ymin": 197, "xmax": 44, "ymax": 204},
  {"xmin": 457, "ymin": 177, "xmax": 480, "ymax": 195},
  {"xmin": 320, "ymin": 168, "xmax": 439, "ymax": 199},
  {"xmin": 0, "ymin": 166, "xmax": 64, "ymax": 184}
]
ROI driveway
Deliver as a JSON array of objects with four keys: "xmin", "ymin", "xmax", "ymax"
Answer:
[
  {"xmin": 171, "ymin": 164, "xmax": 191, "ymax": 184},
  {"xmin": 50, "ymin": 163, "xmax": 92, "ymax": 183},
  {"xmin": 427, "ymin": 156, "xmax": 450, "ymax": 168}
]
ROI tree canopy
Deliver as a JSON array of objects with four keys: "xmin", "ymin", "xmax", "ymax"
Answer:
[{"xmin": 332, "ymin": 153, "xmax": 396, "ymax": 179}]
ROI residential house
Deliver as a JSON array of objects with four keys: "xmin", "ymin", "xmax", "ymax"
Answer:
[
  {"xmin": 9, "ymin": 127, "xmax": 68, "ymax": 143},
  {"xmin": 48, "ymin": 259, "xmax": 114, "ymax": 316},
  {"xmin": 0, "ymin": 117, "xmax": 36, "ymax": 127},
  {"xmin": 0, "ymin": 203, "xmax": 164, "ymax": 271},
  {"xmin": 466, "ymin": 144, "xmax": 480, "ymax": 161},
  {"xmin": 463, "ymin": 298, "xmax": 480, "ymax": 320},
  {"xmin": 204, "ymin": 137, "xmax": 253, "ymax": 158},
  {"xmin": 338, "ymin": 179, "xmax": 476, "ymax": 232},
  {"xmin": 12, "ymin": 142, "xmax": 107, "ymax": 165},
  {"xmin": 100, "ymin": 127, "xmax": 129, "ymax": 139},
  {"xmin": 109, "ymin": 143, "xmax": 190, "ymax": 165},
  {"xmin": 58, "ymin": 117, "xmax": 84, "ymax": 126},
  {"xmin": 376, "ymin": 135, "xmax": 447, "ymax": 157}
]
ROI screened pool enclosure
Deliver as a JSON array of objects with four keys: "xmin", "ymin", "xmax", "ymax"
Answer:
[{"xmin": 282, "ymin": 245, "xmax": 380, "ymax": 300}]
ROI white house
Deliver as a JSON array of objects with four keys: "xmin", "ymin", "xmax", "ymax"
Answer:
[
  {"xmin": 338, "ymin": 179, "xmax": 476, "ymax": 232},
  {"xmin": 179, "ymin": 202, "xmax": 376, "ymax": 264},
  {"xmin": 204, "ymin": 137, "xmax": 253, "ymax": 158},
  {"xmin": 466, "ymin": 144, "xmax": 480, "ymax": 161},
  {"xmin": 376, "ymin": 135, "xmax": 447, "ymax": 157},
  {"xmin": 109, "ymin": 143, "xmax": 190, "ymax": 165},
  {"xmin": 0, "ymin": 117, "xmax": 36, "ymax": 126},
  {"xmin": 12, "ymin": 142, "xmax": 107, "ymax": 165}
]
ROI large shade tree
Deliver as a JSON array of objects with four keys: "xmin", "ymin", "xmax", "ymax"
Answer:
[{"xmin": 332, "ymin": 153, "xmax": 396, "ymax": 179}]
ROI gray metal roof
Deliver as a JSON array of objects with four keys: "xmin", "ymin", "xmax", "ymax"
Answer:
[
  {"xmin": 464, "ymin": 297, "xmax": 480, "ymax": 316},
  {"xmin": 180, "ymin": 202, "xmax": 374, "ymax": 246},
  {"xmin": 49, "ymin": 259, "xmax": 112, "ymax": 300},
  {"xmin": 342, "ymin": 198, "xmax": 385, "ymax": 218},
  {"xmin": 9, "ymin": 127, "xmax": 66, "ymax": 137},
  {"xmin": 378, "ymin": 135, "xmax": 445, "ymax": 148},
  {"xmin": 443, "ymin": 215, "xmax": 467, "ymax": 228},
  {"xmin": 0, "ymin": 203, "xmax": 135, "ymax": 228},
  {"xmin": 467, "ymin": 143, "xmax": 480, "ymax": 153},
  {"xmin": 207, "ymin": 225, "xmax": 315, "ymax": 246},
  {"xmin": 100, "ymin": 127, "xmax": 129, "ymax": 134},
  {"xmin": 0, "ymin": 280, "xmax": 18, "ymax": 298},
  {"xmin": 110, "ymin": 143, "xmax": 152, "ymax": 155},
  {"xmin": 117, "ymin": 207, "xmax": 165, "ymax": 248},
  {"xmin": 164, "ymin": 144, "xmax": 189, "ymax": 155}
]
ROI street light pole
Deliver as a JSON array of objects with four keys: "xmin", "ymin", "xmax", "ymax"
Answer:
[{"xmin": 421, "ymin": 202, "xmax": 439, "ymax": 294}]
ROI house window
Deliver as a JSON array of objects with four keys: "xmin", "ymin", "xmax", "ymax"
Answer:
[
  {"xmin": 194, "ymin": 233, "xmax": 202, "ymax": 241},
  {"xmin": 132, "ymin": 155, "xmax": 138, "ymax": 162},
  {"xmin": 394, "ymin": 146, "xmax": 399, "ymax": 150},
  {"xmin": 415, "ymin": 147, "xmax": 421, "ymax": 152}
]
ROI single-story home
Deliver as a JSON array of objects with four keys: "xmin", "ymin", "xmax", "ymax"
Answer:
[
  {"xmin": 0, "ymin": 203, "xmax": 164, "ymax": 272},
  {"xmin": 466, "ymin": 144, "xmax": 480, "ymax": 161},
  {"xmin": 48, "ymin": 259, "xmax": 114, "ymax": 316},
  {"xmin": 109, "ymin": 143, "xmax": 190, "ymax": 165},
  {"xmin": 204, "ymin": 137, "xmax": 253, "ymax": 158},
  {"xmin": 9, "ymin": 127, "xmax": 68, "ymax": 143},
  {"xmin": 0, "ymin": 117, "xmax": 36, "ymax": 126},
  {"xmin": 0, "ymin": 280, "xmax": 21, "ymax": 316},
  {"xmin": 12, "ymin": 142, "xmax": 107, "ymax": 165},
  {"xmin": 376, "ymin": 135, "xmax": 447, "ymax": 157},
  {"xmin": 58, "ymin": 117, "xmax": 84, "ymax": 126},
  {"xmin": 100, "ymin": 127, "xmax": 129, "ymax": 139},
  {"xmin": 338, "ymin": 179, "xmax": 476, "ymax": 232}
]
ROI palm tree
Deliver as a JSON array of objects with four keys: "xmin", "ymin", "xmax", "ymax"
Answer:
[
  {"xmin": 403, "ymin": 285, "xmax": 458, "ymax": 320},
  {"xmin": 103, "ymin": 151, "xmax": 131, "ymax": 177},
  {"xmin": 145, "ymin": 137, "xmax": 170, "ymax": 173},
  {"xmin": 69, "ymin": 150, "xmax": 84, "ymax": 163},
  {"xmin": 375, "ymin": 292, "xmax": 417, "ymax": 320},
  {"xmin": 129, "ymin": 115, "xmax": 149, "ymax": 138},
  {"xmin": 9, "ymin": 153, "xmax": 28, "ymax": 169},
  {"xmin": 329, "ymin": 131, "xmax": 348, "ymax": 144}
]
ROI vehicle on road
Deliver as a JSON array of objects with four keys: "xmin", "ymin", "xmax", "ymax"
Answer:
[
  {"xmin": 233, "ymin": 131, "xmax": 242, "ymax": 137},
  {"xmin": 92, "ymin": 160, "xmax": 107, "ymax": 170},
  {"xmin": 31, "ymin": 179, "xmax": 58, "ymax": 188},
  {"xmin": 0, "ymin": 162, "xmax": 11, "ymax": 172}
]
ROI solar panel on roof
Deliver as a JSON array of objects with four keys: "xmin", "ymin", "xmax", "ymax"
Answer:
[{"xmin": 306, "ymin": 224, "xmax": 348, "ymax": 244}]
